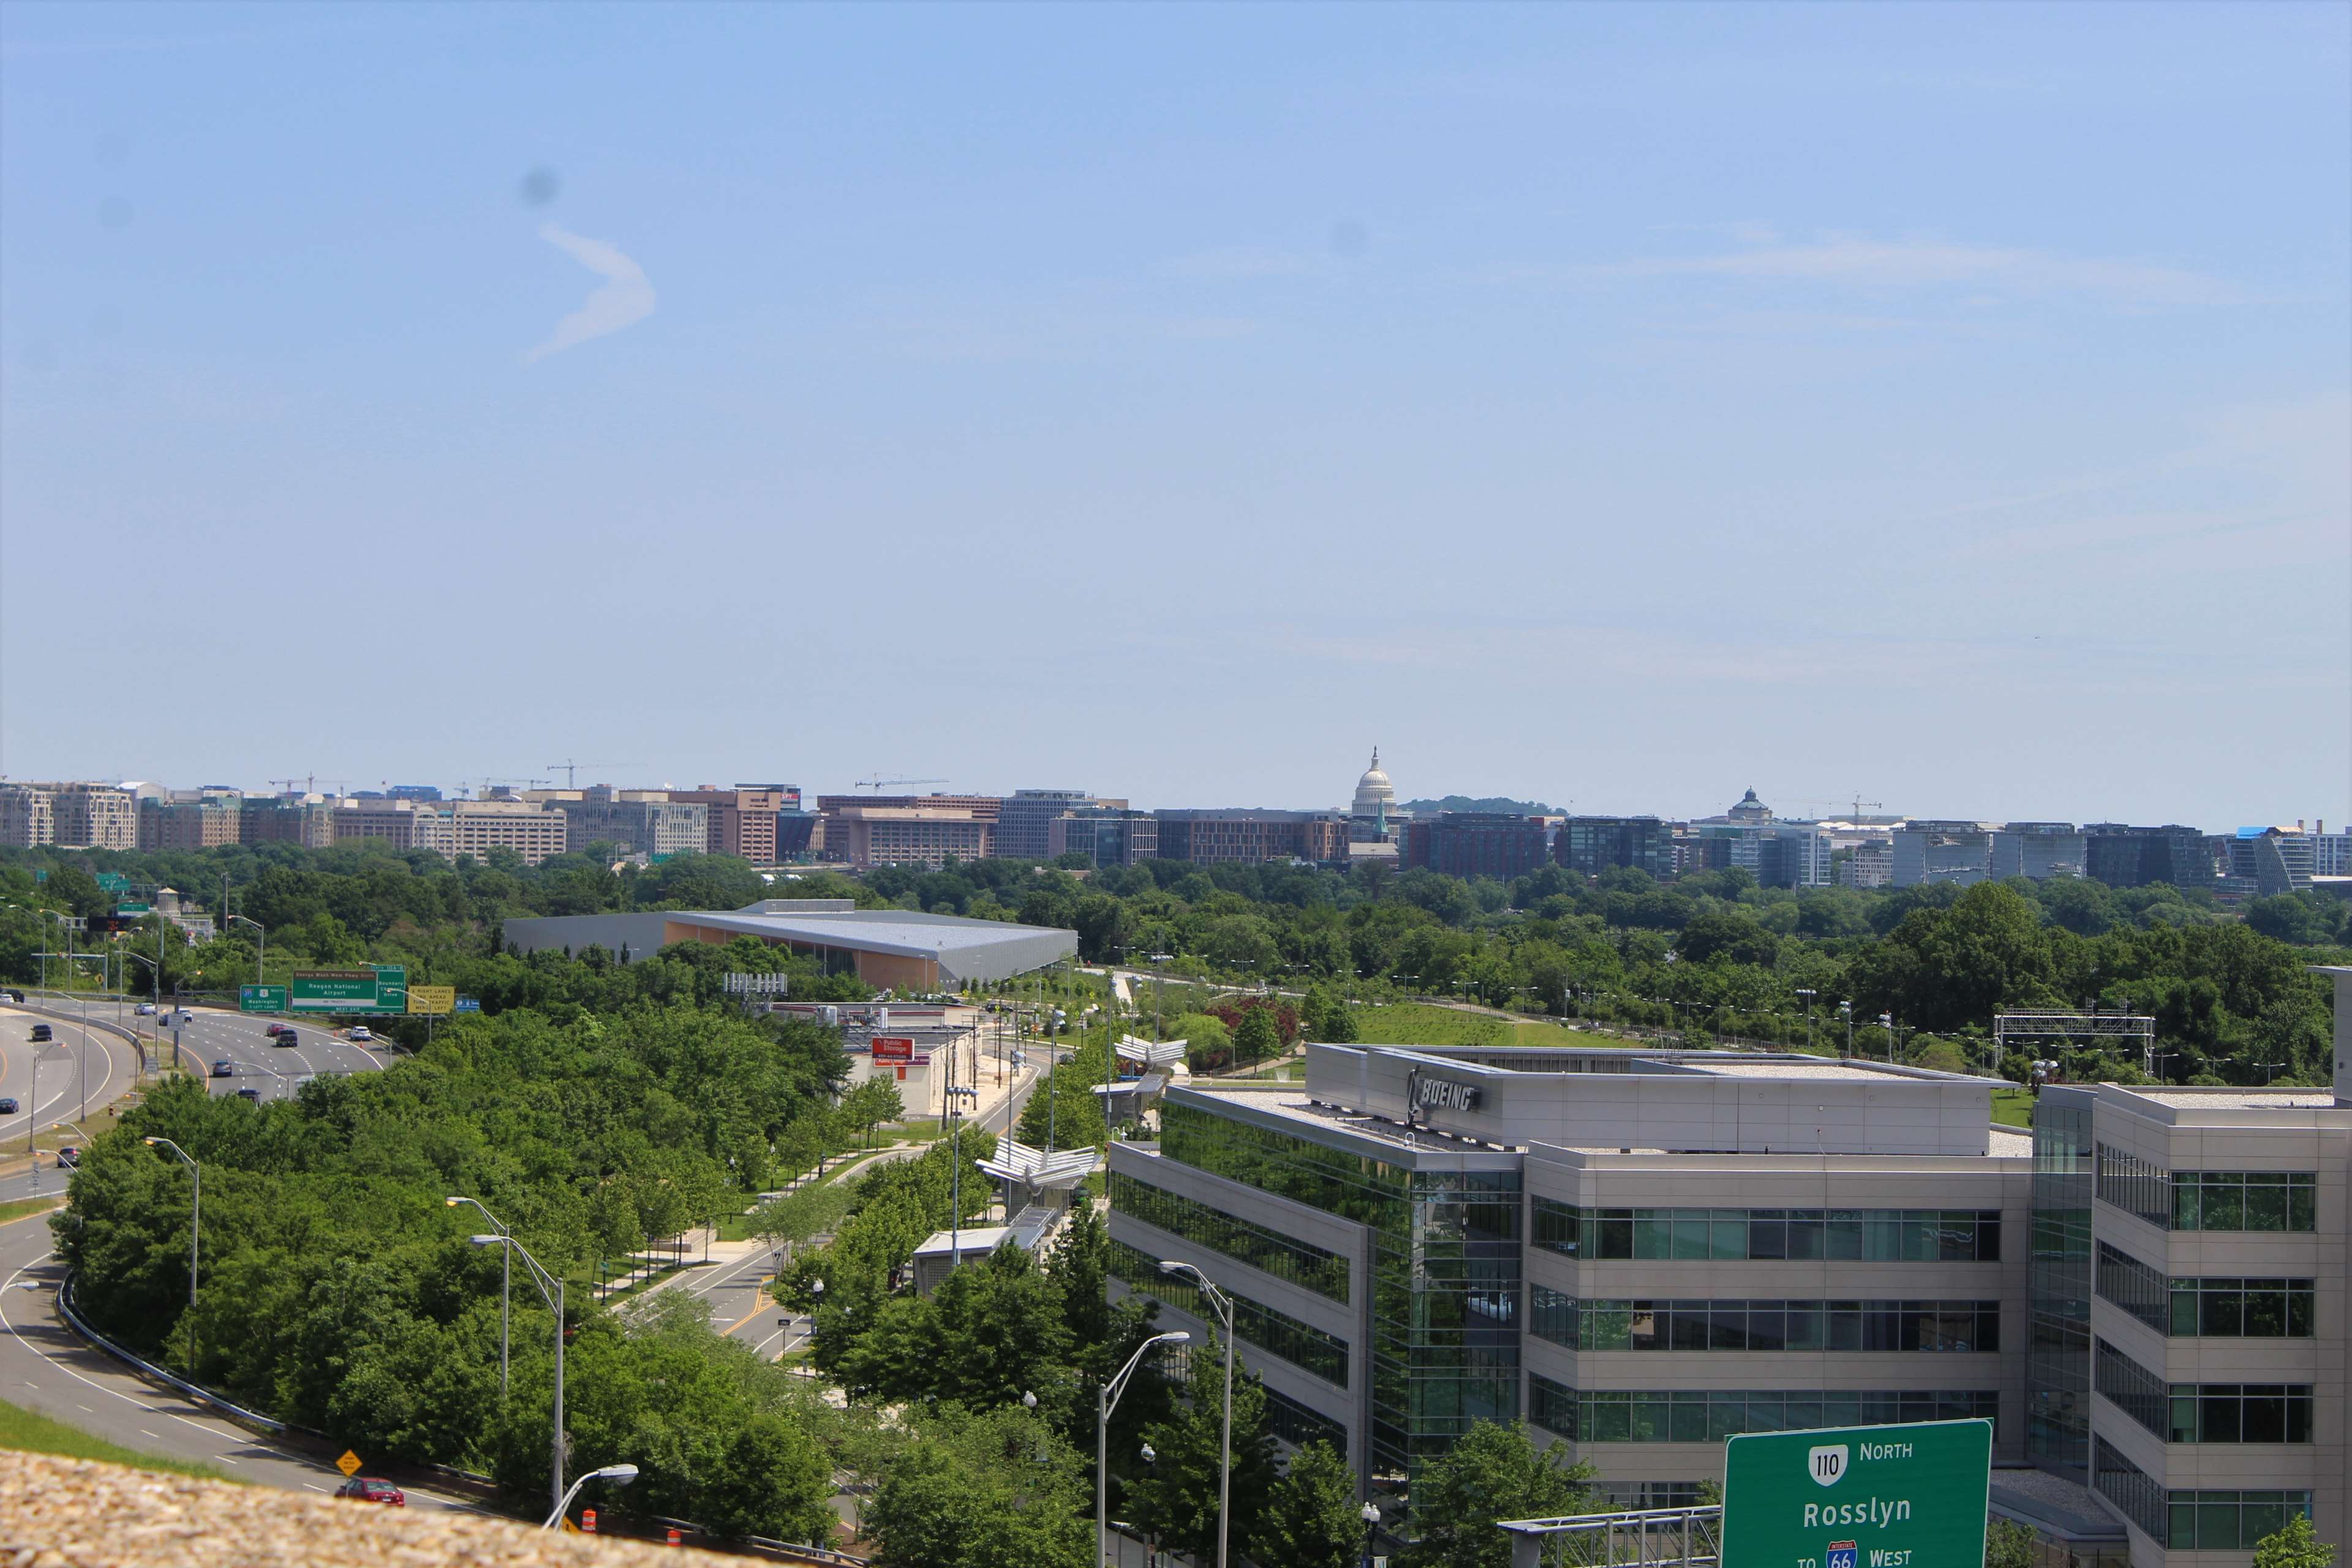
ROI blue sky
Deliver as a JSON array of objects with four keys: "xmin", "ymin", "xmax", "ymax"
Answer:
[{"xmin": 2, "ymin": 2, "xmax": 2345, "ymax": 826}]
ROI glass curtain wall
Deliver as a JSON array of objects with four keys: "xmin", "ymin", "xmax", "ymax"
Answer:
[
  {"xmin": 2029, "ymin": 1095, "xmax": 2094, "ymax": 1479},
  {"xmin": 1158, "ymin": 1100, "xmax": 1521, "ymax": 1510}
]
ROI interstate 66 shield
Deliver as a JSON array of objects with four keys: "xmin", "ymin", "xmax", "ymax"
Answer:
[{"xmin": 1721, "ymin": 1419, "xmax": 1991, "ymax": 1568}]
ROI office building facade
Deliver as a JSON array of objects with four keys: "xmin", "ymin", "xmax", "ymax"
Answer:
[
  {"xmin": 1694, "ymin": 821, "xmax": 1833, "ymax": 888},
  {"xmin": 437, "ymin": 801, "xmax": 568, "ymax": 866},
  {"xmin": 669, "ymin": 786, "xmax": 796, "ymax": 863},
  {"xmin": 1556, "ymin": 816, "xmax": 1673, "ymax": 880},
  {"xmin": 139, "ymin": 797, "xmax": 244, "ymax": 850},
  {"xmin": 815, "ymin": 794, "xmax": 1001, "ymax": 861},
  {"xmin": 1400, "ymin": 812, "xmax": 1551, "ymax": 881},
  {"xmin": 1047, "ymin": 807, "xmax": 1159, "ymax": 868},
  {"xmin": 2084, "ymin": 826, "xmax": 2213, "ymax": 892},
  {"xmin": 1107, "ymin": 986, "xmax": 2352, "ymax": 1562},
  {"xmin": 21, "ymin": 783, "xmax": 140, "ymax": 850},
  {"xmin": 0, "ymin": 785, "xmax": 57, "ymax": 848},
  {"xmin": 828, "ymin": 805, "xmax": 993, "ymax": 869},
  {"xmin": 995, "ymin": 790, "xmax": 1128, "ymax": 861},
  {"xmin": 1153, "ymin": 809, "xmax": 1351, "ymax": 865},
  {"xmin": 559, "ymin": 790, "xmax": 710, "ymax": 859}
]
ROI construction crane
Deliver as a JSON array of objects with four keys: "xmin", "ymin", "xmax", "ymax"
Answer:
[
  {"xmin": 546, "ymin": 760, "xmax": 635, "ymax": 789},
  {"xmin": 856, "ymin": 776, "xmax": 948, "ymax": 793},
  {"xmin": 1847, "ymin": 794, "xmax": 1885, "ymax": 823}
]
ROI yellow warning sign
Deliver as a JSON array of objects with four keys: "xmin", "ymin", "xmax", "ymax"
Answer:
[
  {"xmin": 336, "ymin": 1449, "xmax": 363, "ymax": 1477},
  {"xmin": 559, "ymin": 1517, "xmax": 581, "ymax": 1534},
  {"xmin": 407, "ymin": 986, "xmax": 456, "ymax": 1017}
]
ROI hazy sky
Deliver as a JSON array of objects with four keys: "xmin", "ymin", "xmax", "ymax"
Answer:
[{"xmin": 3, "ymin": 2, "xmax": 2345, "ymax": 827}]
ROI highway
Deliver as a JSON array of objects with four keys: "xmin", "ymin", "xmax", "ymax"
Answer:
[
  {"xmin": 0, "ymin": 1202, "xmax": 476, "ymax": 1510},
  {"xmin": 0, "ymin": 1003, "xmax": 141, "ymax": 1150},
  {"xmin": 173, "ymin": 1006, "xmax": 386, "ymax": 1103}
]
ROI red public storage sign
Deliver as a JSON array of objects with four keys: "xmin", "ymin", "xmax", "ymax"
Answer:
[{"xmin": 871, "ymin": 1037, "xmax": 914, "ymax": 1062}]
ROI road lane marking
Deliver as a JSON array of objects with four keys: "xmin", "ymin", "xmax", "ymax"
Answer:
[
  {"xmin": 305, "ymin": 1482, "xmax": 328, "ymax": 1491},
  {"xmin": 140, "ymin": 1429, "xmax": 161, "ymax": 1439}
]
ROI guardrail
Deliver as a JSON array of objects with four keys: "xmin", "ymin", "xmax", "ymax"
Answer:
[{"xmin": 57, "ymin": 1271, "xmax": 287, "ymax": 1436}]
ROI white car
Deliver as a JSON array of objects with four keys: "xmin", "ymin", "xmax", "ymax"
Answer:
[
  {"xmin": 348, "ymin": 1026, "xmax": 372, "ymax": 1042},
  {"xmin": 135, "ymin": 1003, "xmax": 156, "ymax": 1016}
]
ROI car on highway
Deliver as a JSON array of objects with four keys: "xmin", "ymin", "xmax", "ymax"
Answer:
[
  {"xmin": 349, "ymin": 1026, "xmax": 372, "ymax": 1042},
  {"xmin": 334, "ymin": 1477, "xmax": 405, "ymax": 1506},
  {"xmin": 56, "ymin": 1147, "xmax": 79, "ymax": 1168},
  {"xmin": 274, "ymin": 1030, "xmax": 298, "ymax": 1047},
  {"xmin": 4, "ymin": 987, "xmax": 24, "ymax": 1003},
  {"xmin": 0, "ymin": 1098, "xmax": 17, "ymax": 1115},
  {"xmin": 28, "ymin": 1023, "xmax": 51, "ymax": 1042},
  {"xmin": 235, "ymin": 1088, "xmax": 261, "ymax": 1102},
  {"xmin": 135, "ymin": 1002, "xmax": 156, "ymax": 1016},
  {"xmin": 211, "ymin": 1060, "xmax": 236, "ymax": 1078},
  {"xmin": 263, "ymin": 1022, "xmax": 290, "ymax": 1036},
  {"xmin": 175, "ymin": 1009, "xmax": 195, "ymax": 1023}
]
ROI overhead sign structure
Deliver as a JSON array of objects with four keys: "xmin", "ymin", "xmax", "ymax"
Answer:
[
  {"xmin": 115, "ymin": 900, "xmax": 151, "ymax": 915},
  {"xmin": 1723, "ymin": 1419, "xmax": 1991, "ymax": 1568},
  {"xmin": 239, "ymin": 985, "xmax": 289, "ymax": 1014},
  {"xmin": 290, "ymin": 966, "xmax": 408, "ymax": 1015},
  {"xmin": 723, "ymin": 973, "xmax": 791, "ymax": 997},
  {"xmin": 407, "ymin": 986, "xmax": 457, "ymax": 1017},
  {"xmin": 871, "ymin": 1036, "xmax": 914, "ymax": 1063}
]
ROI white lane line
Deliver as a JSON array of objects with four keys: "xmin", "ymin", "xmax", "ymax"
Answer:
[
  {"xmin": 140, "ymin": 1429, "xmax": 162, "ymax": 1439},
  {"xmin": 76, "ymin": 1403, "xmax": 92, "ymax": 1412},
  {"xmin": 168, "ymin": 1412, "xmax": 238, "ymax": 1440},
  {"xmin": 304, "ymin": 1482, "xmax": 328, "ymax": 1492}
]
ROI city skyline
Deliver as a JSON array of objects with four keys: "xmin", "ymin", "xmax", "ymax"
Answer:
[{"xmin": 3, "ymin": 3, "xmax": 2345, "ymax": 839}]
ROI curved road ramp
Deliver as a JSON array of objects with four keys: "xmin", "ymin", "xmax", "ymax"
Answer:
[{"xmin": 1, "ymin": 1450, "xmax": 710, "ymax": 1567}]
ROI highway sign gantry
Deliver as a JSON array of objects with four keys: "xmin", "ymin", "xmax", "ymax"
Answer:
[
  {"xmin": 289, "ymin": 966, "xmax": 407, "ymax": 1015},
  {"xmin": 406, "ymin": 986, "xmax": 456, "ymax": 1016},
  {"xmin": 1722, "ymin": 1419, "xmax": 1991, "ymax": 1568},
  {"xmin": 240, "ymin": 985, "xmax": 289, "ymax": 1014}
]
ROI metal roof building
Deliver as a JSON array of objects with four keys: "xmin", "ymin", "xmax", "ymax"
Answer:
[{"xmin": 500, "ymin": 899, "xmax": 1076, "ymax": 990}]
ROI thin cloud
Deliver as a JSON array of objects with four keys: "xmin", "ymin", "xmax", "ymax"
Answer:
[
  {"xmin": 1588, "ymin": 233, "xmax": 2246, "ymax": 306},
  {"xmin": 524, "ymin": 224, "xmax": 655, "ymax": 364}
]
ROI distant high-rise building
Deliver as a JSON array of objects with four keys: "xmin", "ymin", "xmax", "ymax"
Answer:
[
  {"xmin": 1892, "ymin": 822, "xmax": 1997, "ymax": 887},
  {"xmin": 240, "ymin": 797, "xmax": 336, "ymax": 848},
  {"xmin": 1556, "ymin": 816, "xmax": 1673, "ymax": 880},
  {"xmin": 1989, "ymin": 823, "xmax": 2086, "ymax": 881},
  {"xmin": 1695, "ymin": 821, "xmax": 1833, "ymax": 888},
  {"xmin": 140, "ymin": 796, "xmax": 243, "ymax": 850},
  {"xmin": 0, "ymin": 785, "xmax": 56, "ymax": 848},
  {"xmin": 558, "ymin": 789, "xmax": 710, "ymax": 859},
  {"xmin": 2230, "ymin": 827, "xmax": 2316, "ymax": 896},
  {"xmin": 437, "ymin": 801, "xmax": 567, "ymax": 866},
  {"xmin": 387, "ymin": 784, "xmax": 443, "ymax": 802},
  {"xmin": 829, "ymin": 805, "xmax": 992, "ymax": 869},
  {"xmin": 996, "ymin": 790, "xmax": 1127, "ymax": 861},
  {"xmin": 816, "ymin": 794, "xmax": 1000, "ymax": 861},
  {"xmin": 669, "ymin": 786, "xmax": 797, "ymax": 863},
  {"xmin": 1049, "ymin": 808, "xmax": 1159, "ymax": 868},
  {"xmin": 334, "ymin": 800, "xmax": 436, "ymax": 850},
  {"xmin": 34, "ymin": 783, "xmax": 139, "ymax": 850},
  {"xmin": 1401, "ymin": 812, "xmax": 1550, "ymax": 880},
  {"xmin": 1153, "ymin": 809, "xmax": 1350, "ymax": 865},
  {"xmin": 2082, "ymin": 824, "xmax": 2211, "ymax": 891}
]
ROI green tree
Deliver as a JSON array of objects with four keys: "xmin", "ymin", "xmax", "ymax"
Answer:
[
  {"xmin": 1983, "ymin": 1518, "xmax": 2038, "ymax": 1568},
  {"xmin": 1233, "ymin": 1004, "xmax": 1281, "ymax": 1066},
  {"xmin": 1252, "ymin": 1441, "xmax": 1365, "ymax": 1568},
  {"xmin": 2252, "ymin": 1515, "xmax": 2337, "ymax": 1568},
  {"xmin": 864, "ymin": 1402, "xmax": 1095, "ymax": 1568},
  {"xmin": 843, "ymin": 1076, "xmax": 905, "ymax": 1147},
  {"xmin": 1129, "ymin": 1337, "xmax": 1280, "ymax": 1562},
  {"xmin": 1399, "ymin": 1420, "xmax": 1597, "ymax": 1568}
]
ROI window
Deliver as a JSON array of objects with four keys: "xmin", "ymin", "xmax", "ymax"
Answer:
[
  {"xmin": 1558, "ymin": 1387, "xmax": 1997, "ymax": 1444},
  {"xmin": 1529, "ymin": 1286, "xmax": 1577, "ymax": 1349},
  {"xmin": 2100, "ymin": 1246, "xmax": 2316, "ymax": 1338},
  {"xmin": 1553, "ymin": 1298, "xmax": 1996, "ymax": 1353},
  {"xmin": 2095, "ymin": 1147, "xmax": 2315, "ymax": 1232},
  {"xmin": 1262, "ymin": 1385, "xmax": 1348, "ymax": 1455},
  {"xmin": 2096, "ymin": 1340, "xmax": 2310, "ymax": 1444},
  {"xmin": 1529, "ymin": 1373, "xmax": 1577, "ymax": 1441},
  {"xmin": 1107, "ymin": 1239, "xmax": 1350, "ymax": 1388},
  {"xmin": 1109, "ymin": 1171, "xmax": 1351, "ymax": 1303},
  {"xmin": 2166, "ymin": 1490, "xmax": 2313, "ymax": 1551},
  {"xmin": 2091, "ymin": 1438, "xmax": 2164, "ymax": 1542},
  {"xmin": 1529, "ymin": 1204, "xmax": 2000, "ymax": 1262}
]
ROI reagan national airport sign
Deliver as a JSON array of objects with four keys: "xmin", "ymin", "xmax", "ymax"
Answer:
[{"xmin": 1722, "ymin": 1419, "xmax": 1991, "ymax": 1568}]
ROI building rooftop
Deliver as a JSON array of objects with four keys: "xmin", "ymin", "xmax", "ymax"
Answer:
[{"xmin": 2128, "ymin": 1090, "xmax": 2339, "ymax": 1110}]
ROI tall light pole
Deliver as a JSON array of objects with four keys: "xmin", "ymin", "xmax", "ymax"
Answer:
[
  {"xmin": 447, "ymin": 1197, "xmax": 510, "ymax": 1399},
  {"xmin": 1360, "ymin": 1500, "xmax": 1381, "ymax": 1568},
  {"xmin": 1794, "ymin": 988, "xmax": 1815, "ymax": 1054},
  {"xmin": 544, "ymin": 1463, "xmax": 638, "ymax": 1530},
  {"xmin": 228, "ymin": 915, "xmax": 265, "ymax": 992},
  {"xmin": 468, "ymin": 1229, "xmax": 567, "ymax": 1520},
  {"xmin": 1159, "ymin": 1260, "xmax": 1235, "ymax": 1568},
  {"xmin": 1098, "ymin": 1330, "xmax": 1189, "ymax": 1567},
  {"xmin": 143, "ymin": 1138, "xmax": 199, "ymax": 1371},
  {"xmin": 1840, "ymin": 1000, "xmax": 1853, "ymax": 1058}
]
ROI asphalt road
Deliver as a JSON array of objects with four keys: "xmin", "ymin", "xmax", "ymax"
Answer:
[
  {"xmin": 175, "ymin": 1006, "xmax": 386, "ymax": 1103},
  {"xmin": 0, "ymin": 1003, "xmax": 139, "ymax": 1148},
  {"xmin": 0, "ymin": 1201, "xmax": 477, "ymax": 1510}
]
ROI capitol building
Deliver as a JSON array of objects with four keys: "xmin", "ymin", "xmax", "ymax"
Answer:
[{"xmin": 1347, "ymin": 748, "xmax": 1408, "ymax": 845}]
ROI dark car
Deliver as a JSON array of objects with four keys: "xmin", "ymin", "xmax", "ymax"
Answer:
[
  {"xmin": 28, "ymin": 1023, "xmax": 51, "ymax": 1042},
  {"xmin": 335, "ymin": 1477, "xmax": 404, "ymax": 1506},
  {"xmin": 235, "ymin": 1088, "xmax": 261, "ymax": 1102},
  {"xmin": 55, "ymin": 1147, "xmax": 79, "ymax": 1168},
  {"xmin": 274, "ymin": 1030, "xmax": 299, "ymax": 1047},
  {"xmin": 211, "ymin": 1060, "xmax": 236, "ymax": 1078},
  {"xmin": 0, "ymin": 1098, "xmax": 17, "ymax": 1115},
  {"xmin": 3, "ymin": 988, "xmax": 23, "ymax": 1003}
]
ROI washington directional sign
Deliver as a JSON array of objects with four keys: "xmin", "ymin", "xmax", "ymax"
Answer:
[
  {"xmin": 290, "ymin": 966, "xmax": 408, "ymax": 1015},
  {"xmin": 239, "ymin": 985, "xmax": 288, "ymax": 1014},
  {"xmin": 1722, "ymin": 1419, "xmax": 1991, "ymax": 1568}
]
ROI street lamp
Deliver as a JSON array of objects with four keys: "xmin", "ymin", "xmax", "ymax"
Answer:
[
  {"xmin": 543, "ymin": 1462, "xmax": 638, "ymax": 1530},
  {"xmin": 447, "ymin": 1197, "xmax": 510, "ymax": 1398},
  {"xmin": 1098, "ymin": 1330, "xmax": 1189, "ymax": 1567},
  {"xmin": 143, "ymin": 1139, "xmax": 199, "ymax": 1371},
  {"xmin": 1360, "ymin": 1501, "xmax": 1381, "ymax": 1568},
  {"xmin": 469, "ymin": 1231, "xmax": 570, "ymax": 1520},
  {"xmin": 1159, "ymin": 1257, "xmax": 1236, "ymax": 1568},
  {"xmin": 1794, "ymin": 988, "xmax": 1815, "ymax": 1054},
  {"xmin": 1839, "ymin": 1000, "xmax": 1853, "ymax": 1058},
  {"xmin": 227, "ymin": 915, "xmax": 266, "ymax": 990}
]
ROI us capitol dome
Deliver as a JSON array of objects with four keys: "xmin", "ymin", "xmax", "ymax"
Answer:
[{"xmin": 1348, "ymin": 748, "xmax": 1404, "ymax": 845}]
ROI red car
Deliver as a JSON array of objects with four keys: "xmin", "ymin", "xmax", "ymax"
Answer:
[{"xmin": 335, "ymin": 1477, "xmax": 405, "ymax": 1506}]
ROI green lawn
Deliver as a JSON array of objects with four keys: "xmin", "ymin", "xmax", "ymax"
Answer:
[
  {"xmin": 0, "ymin": 1396, "xmax": 235, "ymax": 1480},
  {"xmin": 0, "ymin": 1196, "xmax": 62, "ymax": 1229},
  {"xmin": 1351, "ymin": 1003, "xmax": 1622, "ymax": 1050},
  {"xmin": 1992, "ymin": 1088, "xmax": 2034, "ymax": 1129}
]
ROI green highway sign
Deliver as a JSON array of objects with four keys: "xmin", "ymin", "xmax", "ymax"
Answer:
[
  {"xmin": 240, "ymin": 984, "xmax": 289, "ymax": 1013},
  {"xmin": 1723, "ymin": 1419, "xmax": 1991, "ymax": 1568},
  {"xmin": 289, "ymin": 965, "xmax": 408, "ymax": 1015}
]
